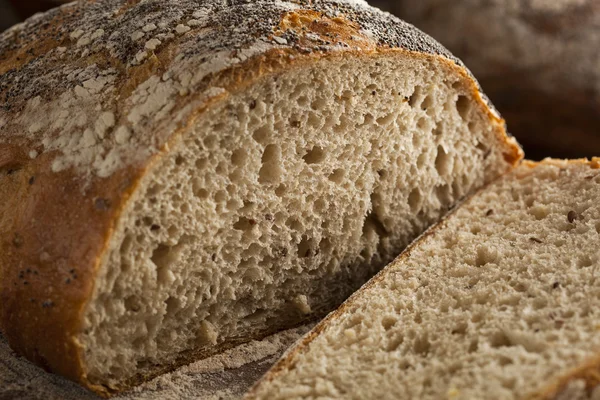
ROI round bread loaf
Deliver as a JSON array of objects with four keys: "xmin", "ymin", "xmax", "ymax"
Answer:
[
  {"xmin": 388, "ymin": 0, "xmax": 600, "ymax": 159},
  {"xmin": 0, "ymin": 0, "xmax": 521, "ymax": 396}
]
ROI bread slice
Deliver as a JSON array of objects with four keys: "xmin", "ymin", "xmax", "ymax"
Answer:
[
  {"xmin": 387, "ymin": 0, "xmax": 600, "ymax": 159},
  {"xmin": 0, "ymin": 0, "xmax": 521, "ymax": 395},
  {"xmin": 249, "ymin": 159, "xmax": 600, "ymax": 400}
]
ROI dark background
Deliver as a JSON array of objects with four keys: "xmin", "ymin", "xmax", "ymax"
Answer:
[{"xmin": 0, "ymin": 0, "xmax": 76, "ymax": 31}]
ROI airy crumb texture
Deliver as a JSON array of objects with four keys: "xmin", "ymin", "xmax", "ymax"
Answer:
[
  {"xmin": 0, "ymin": 325, "xmax": 312, "ymax": 400},
  {"xmin": 250, "ymin": 159, "xmax": 600, "ymax": 400},
  {"xmin": 80, "ymin": 52, "xmax": 516, "ymax": 390}
]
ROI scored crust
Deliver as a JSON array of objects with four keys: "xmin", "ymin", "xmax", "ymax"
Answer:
[
  {"xmin": 0, "ymin": 0, "xmax": 521, "ymax": 396},
  {"xmin": 246, "ymin": 158, "xmax": 600, "ymax": 400}
]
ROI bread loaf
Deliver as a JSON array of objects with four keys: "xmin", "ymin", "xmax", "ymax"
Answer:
[
  {"xmin": 387, "ymin": 0, "xmax": 600, "ymax": 159},
  {"xmin": 249, "ymin": 159, "xmax": 600, "ymax": 400},
  {"xmin": 0, "ymin": 0, "xmax": 521, "ymax": 396}
]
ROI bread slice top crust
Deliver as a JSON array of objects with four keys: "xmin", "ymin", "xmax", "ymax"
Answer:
[
  {"xmin": 249, "ymin": 159, "xmax": 600, "ymax": 400},
  {"xmin": 0, "ymin": 0, "xmax": 521, "ymax": 396}
]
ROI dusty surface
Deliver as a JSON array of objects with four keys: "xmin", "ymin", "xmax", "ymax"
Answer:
[{"xmin": 0, "ymin": 324, "xmax": 312, "ymax": 400}]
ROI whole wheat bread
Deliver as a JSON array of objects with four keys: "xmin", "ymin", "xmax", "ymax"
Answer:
[
  {"xmin": 0, "ymin": 0, "xmax": 521, "ymax": 396},
  {"xmin": 250, "ymin": 159, "xmax": 600, "ymax": 400}
]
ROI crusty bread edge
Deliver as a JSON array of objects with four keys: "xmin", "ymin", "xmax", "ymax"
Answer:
[{"xmin": 246, "ymin": 158, "xmax": 600, "ymax": 399}]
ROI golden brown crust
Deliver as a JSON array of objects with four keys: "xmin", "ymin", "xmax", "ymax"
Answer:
[
  {"xmin": 0, "ymin": 0, "xmax": 521, "ymax": 396},
  {"xmin": 0, "ymin": 145, "xmax": 143, "ymax": 395}
]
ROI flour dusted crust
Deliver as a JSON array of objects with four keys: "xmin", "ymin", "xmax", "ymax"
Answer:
[{"xmin": 0, "ymin": 0, "xmax": 521, "ymax": 396}]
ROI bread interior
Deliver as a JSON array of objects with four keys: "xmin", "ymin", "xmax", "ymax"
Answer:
[
  {"xmin": 252, "ymin": 161, "xmax": 600, "ymax": 400},
  {"xmin": 81, "ymin": 53, "xmax": 516, "ymax": 387}
]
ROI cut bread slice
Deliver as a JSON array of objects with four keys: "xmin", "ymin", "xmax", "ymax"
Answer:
[
  {"xmin": 249, "ymin": 159, "xmax": 600, "ymax": 400},
  {"xmin": 0, "ymin": 0, "xmax": 521, "ymax": 395}
]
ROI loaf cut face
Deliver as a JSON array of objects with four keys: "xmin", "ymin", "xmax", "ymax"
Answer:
[
  {"xmin": 82, "ymin": 53, "xmax": 517, "ymax": 390},
  {"xmin": 0, "ymin": 0, "xmax": 520, "ymax": 395},
  {"xmin": 249, "ymin": 159, "xmax": 600, "ymax": 400}
]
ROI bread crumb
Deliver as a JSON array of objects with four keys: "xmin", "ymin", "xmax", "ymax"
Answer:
[
  {"xmin": 176, "ymin": 24, "xmax": 191, "ymax": 34},
  {"xmin": 145, "ymin": 38, "xmax": 161, "ymax": 50},
  {"xmin": 131, "ymin": 31, "xmax": 144, "ymax": 41},
  {"xmin": 142, "ymin": 23, "xmax": 157, "ymax": 32},
  {"xmin": 69, "ymin": 29, "xmax": 84, "ymax": 39},
  {"xmin": 115, "ymin": 126, "xmax": 132, "ymax": 145}
]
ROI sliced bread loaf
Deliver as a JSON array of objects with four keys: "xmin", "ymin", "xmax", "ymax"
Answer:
[
  {"xmin": 249, "ymin": 159, "xmax": 600, "ymax": 400},
  {"xmin": 0, "ymin": 0, "xmax": 521, "ymax": 395}
]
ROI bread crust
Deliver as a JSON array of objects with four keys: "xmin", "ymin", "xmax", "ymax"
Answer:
[
  {"xmin": 0, "ymin": 0, "xmax": 521, "ymax": 396},
  {"xmin": 247, "ymin": 158, "xmax": 600, "ymax": 399},
  {"xmin": 387, "ymin": 0, "xmax": 600, "ymax": 159}
]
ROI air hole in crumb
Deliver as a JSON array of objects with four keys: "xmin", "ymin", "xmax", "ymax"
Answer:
[
  {"xmin": 193, "ymin": 182, "xmax": 209, "ymax": 199},
  {"xmin": 314, "ymin": 198, "xmax": 327, "ymax": 213},
  {"xmin": 142, "ymin": 217, "xmax": 153, "ymax": 226},
  {"xmin": 303, "ymin": 146, "xmax": 325, "ymax": 165},
  {"xmin": 451, "ymin": 322, "xmax": 468, "ymax": 335},
  {"xmin": 124, "ymin": 296, "xmax": 141, "ymax": 312},
  {"xmin": 319, "ymin": 238, "xmax": 332, "ymax": 254},
  {"xmin": 275, "ymin": 184, "xmax": 286, "ymax": 197},
  {"xmin": 151, "ymin": 244, "xmax": 179, "ymax": 285},
  {"xmin": 386, "ymin": 334, "xmax": 404, "ymax": 351},
  {"xmin": 175, "ymin": 155, "xmax": 185, "ymax": 166},
  {"xmin": 435, "ymin": 145, "xmax": 450, "ymax": 177},
  {"xmin": 376, "ymin": 113, "xmax": 394, "ymax": 126},
  {"xmin": 234, "ymin": 217, "xmax": 257, "ymax": 231},
  {"xmin": 253, "ymin": 126, "xmax": 270, "ymax": 144},
  {"xmin": 298, "ymin": 95, "xmax": 309, "ymax": 108},
  {"xmin": 259, "ymin": 144, "xmax": 282, "ymax": 184},
  {"xmin": 307, "ymin": 112, "xmax": 321, "ymax": 128},
  {"xmin": 490, "ymin": 331, "xmax": 512, "ymax": 348},
  {"xmin": 578, "ymin": 255, "xmax": 593, "ymax": 268},
  {"xmin": 421, "ymin": 94, "xmax": 433, "ymax": 111},
  {"xmin": 286, "ymin": 218, "xmax": 303, "ymax": 232},
  {"xmin": 417, "ymin": 117, "xmax": 428, "ymax": 130},
  {"xmin": 297, "ymin": 236, "xmax": 314, "ymax": 258},
  {"xmin": 231, "ymin": 149, "xmax": 247, "ymax": 166},
  {"xmin": 195, "ymin": 158, "xmax": 208, "ymax": 169},
  {"xmin": 456, "ymin": 95, "xmax": 470, "ymax": 120},
  {"xmin": 413, "ymin": 334, "xmax": 430, "ymax": 355},
  {"xmin": 204, "ymin": 134, "xmax": 218, "ymax": 149},
  {"xmin": 436, "ymin": 184, "xmax": 451, "ymax": 205},
  {"xmin": 381, "ymin": 316, "xmax": 397, "ymax": 330},
  {"xmin": 408, "ymin": 188, "xmax": 422, "ymax": 213},
  {"xmin": 476, "ymin": 142, "xmax": 488, "ymax": 153},
  {"xmin": 289, "ymin": 118, "xmax": 301, "ymax": 128},
  {"xmin": 165, "ymin": 296, "xmax": 179, "ymax": 314},
  {"xmin": 468, "ymin": 339, "xmax": 479, "ymax": 352},
  {"xmin": 329, "ymin": 168, "xmax": 345, "ymax": 184},
  {"xmin": 147, "ymin": 184, "xmax": 163, "ymax": 196},
  {"xmin": 214, "ymin": 190, "xmax": 227, "ymax": 203},
  {"xmin": 417, "ymin": 153, "xmax": 427, "ymax": 169},
  {"xmin": 311, "ymin": 98, "xmax": 327, "ymax": 110},
  {"xmin": 408, "ymin": 86, "xmax": 422, "ymax": 107}
]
